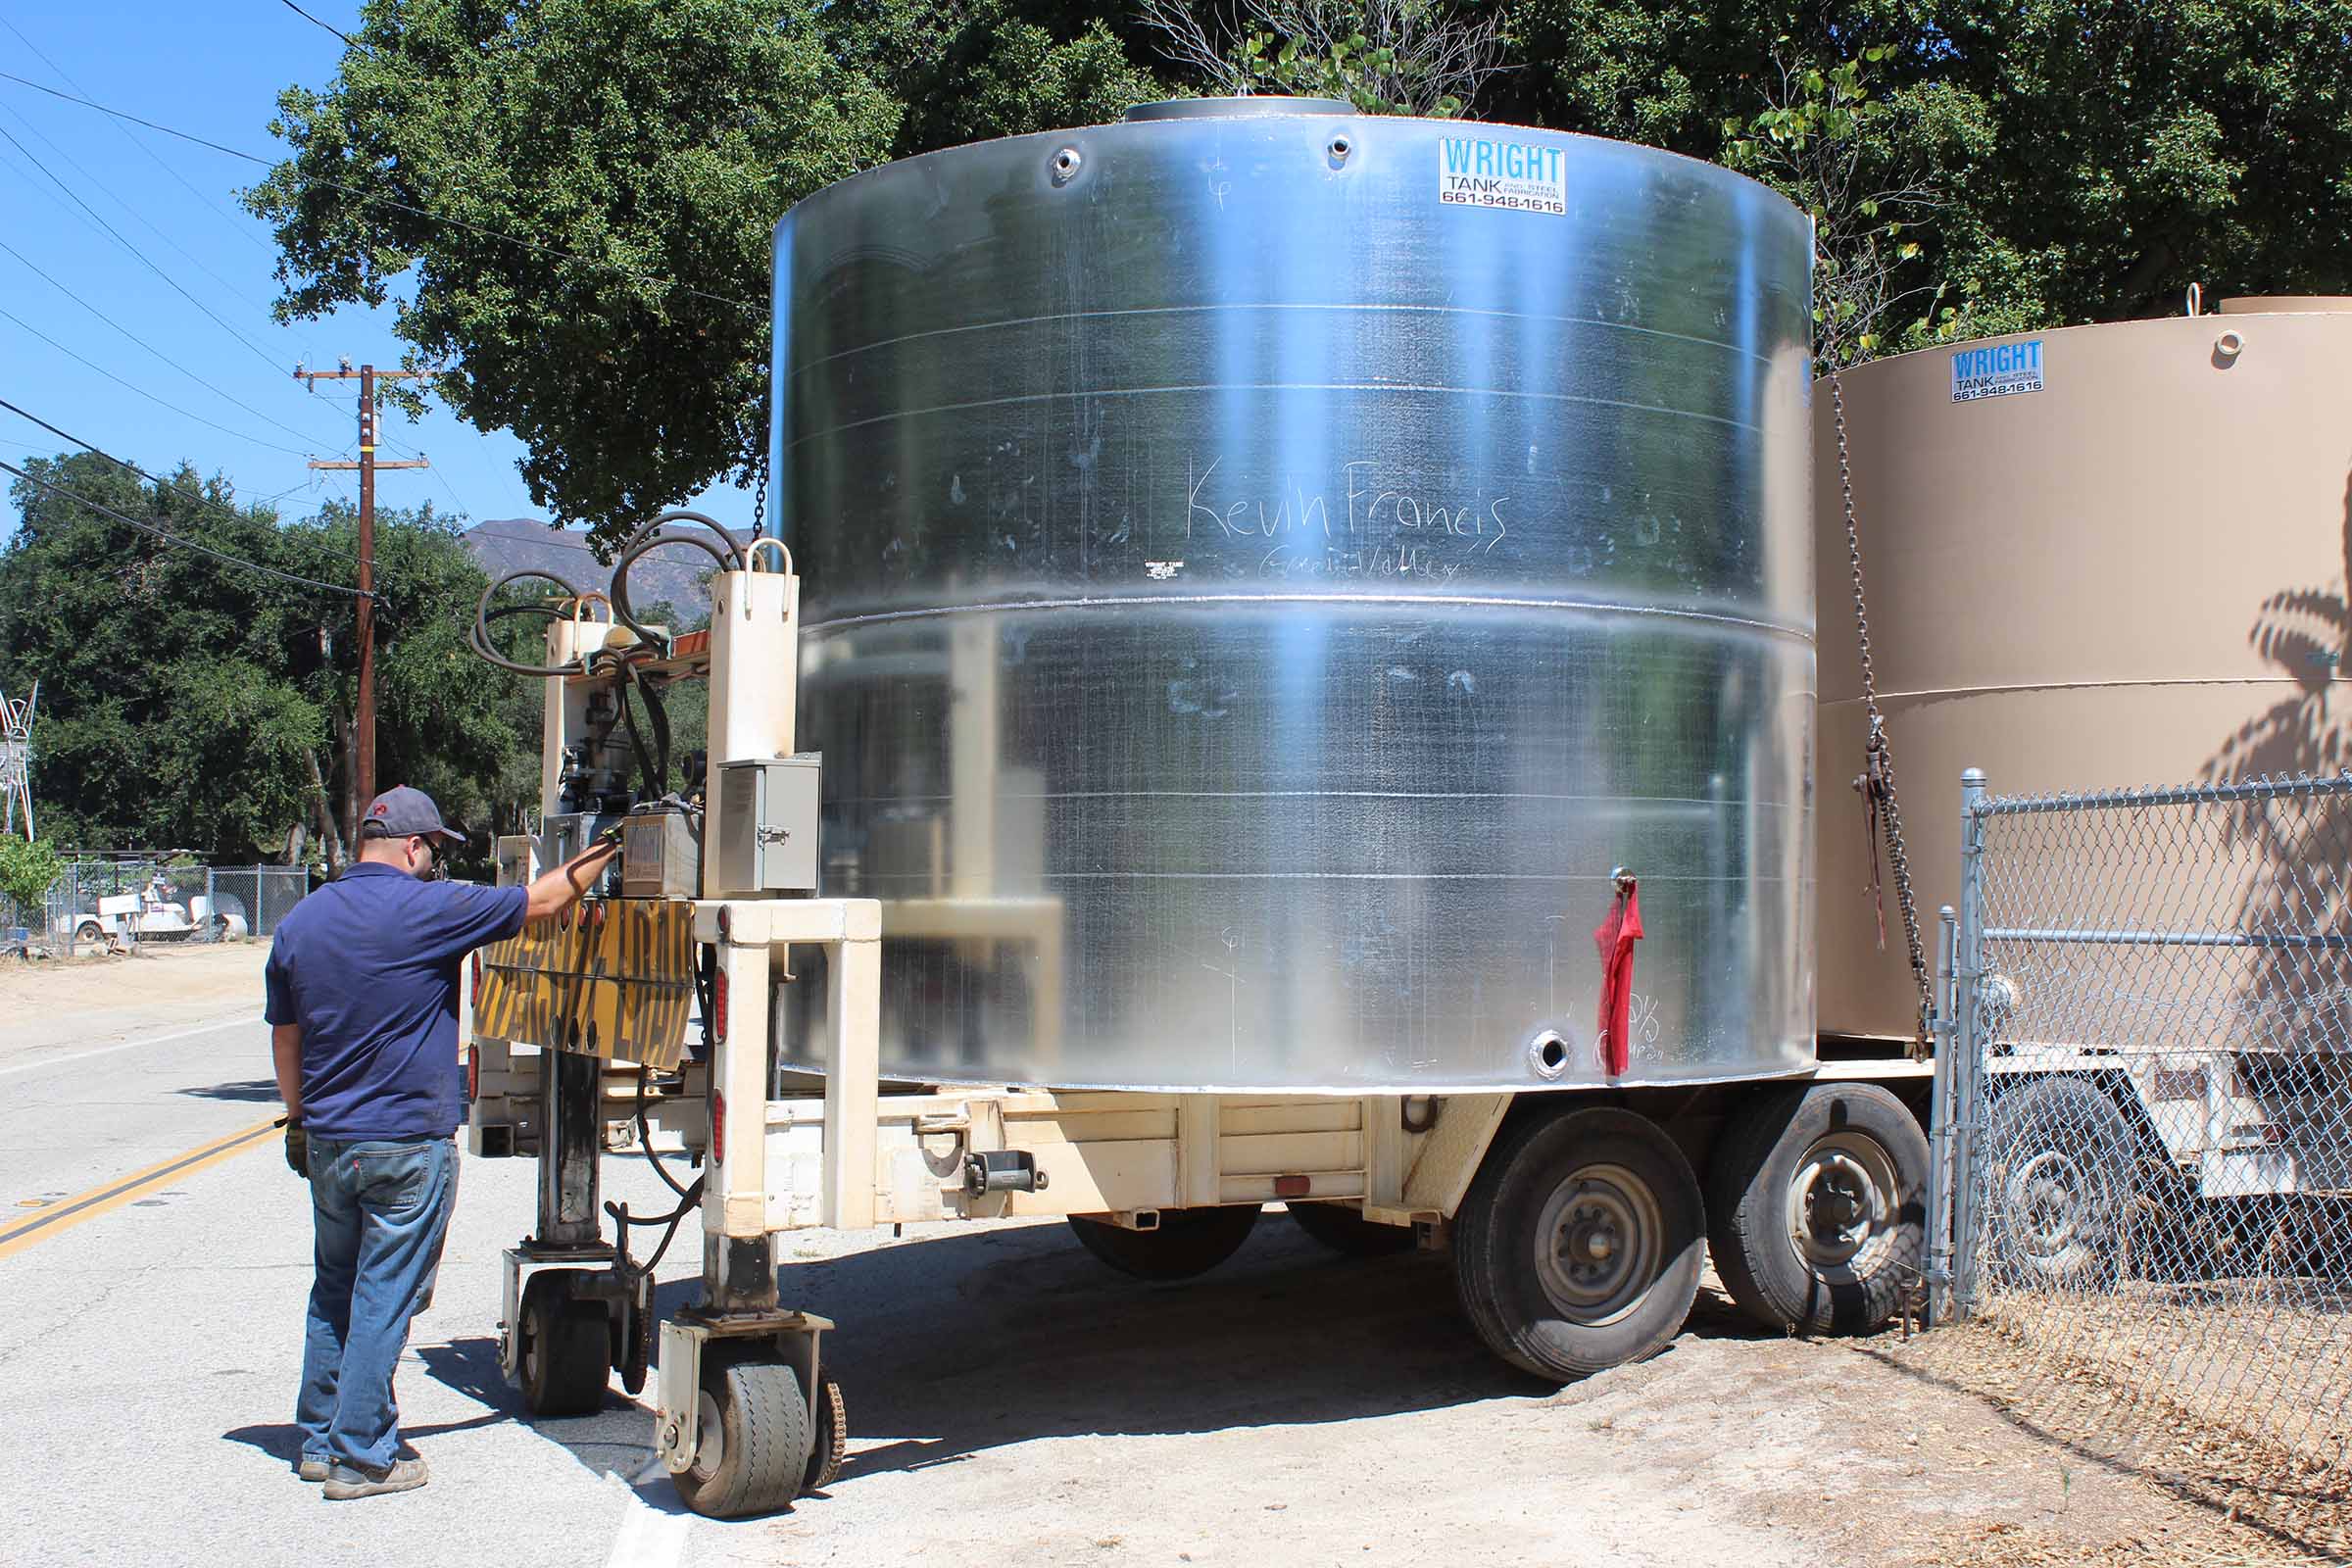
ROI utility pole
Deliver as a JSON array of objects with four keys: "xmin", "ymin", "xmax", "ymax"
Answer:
[{"xmin": 297, "ymin": 361, "xmax": 431, "ymax": 827}]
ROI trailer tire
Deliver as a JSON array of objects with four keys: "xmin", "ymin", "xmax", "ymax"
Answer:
[
  {"xmin": 671, "ymin": 1346, "xmax": 813, "ymax": 1519},
  {"xmin": 803, "ymin": 1373, "xmax": 848, "ymax": 1493},
  {"xmin": 1288, "ymin": 1202, "xmax": 1416, "ymax": 1257},
  {"xmin": 74, "ymin": 921, "xmax": 102, "ymax": 944},
  {"xmin": 1452, "ymin": 1106, "xmax": 1703, "ymax": 1383},
  {"xmin": 1067, "ymin": 1205, "xmax": 1260, "ymax": 1282},
  {"xmin": 518, "ymin": 1272, "xmax": 611, "ymax": 1418},
  {"xmin": 1706, "ymin": 1084, "xmax": 1928, "ymax": 1335},
  {"xmin": 1986, "ymin": 1076, "xmax": 2133, "ymax": 1290}
]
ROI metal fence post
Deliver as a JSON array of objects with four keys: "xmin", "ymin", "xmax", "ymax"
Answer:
[
  {"xmin": 1926, "ymin": 904, "xmax": 1960, "ymax": 1324},
  {"xmin": 1947, "ymin": 766, "xmax": 1990, "ymax": 1321}
]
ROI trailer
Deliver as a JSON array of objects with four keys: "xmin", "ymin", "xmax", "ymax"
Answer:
[{"xmin": 462, "ymin": 543, "xmax": 1944, "ymax": 1519}]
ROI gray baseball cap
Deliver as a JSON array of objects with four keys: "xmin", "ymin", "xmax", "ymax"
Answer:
[{"xmin": 360, "ymin": 785, "xmax": 470, "ymax": 847}]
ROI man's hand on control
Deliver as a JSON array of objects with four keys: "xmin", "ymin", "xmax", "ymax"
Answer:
[{"xmin": 282, "ymin": 1116, "xmax": 309, "ymax": 1178}]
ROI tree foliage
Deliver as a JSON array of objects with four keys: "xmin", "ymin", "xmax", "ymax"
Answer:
[
  {"xmin": 0, "ymin": 454, "xmax": 535, "ymax": 864},
  {"xmin": 0, "ymin": 835, "xmax": 63, "ymax": 917},
  {"xmin": 252, "ymin": 1, "xmax": 2352, "ymax": 540}
]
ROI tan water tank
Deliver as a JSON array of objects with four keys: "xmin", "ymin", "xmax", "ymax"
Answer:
[{"xmin": 1816, "ymin": 298, "xmax": 2352, "ymax": 1044}]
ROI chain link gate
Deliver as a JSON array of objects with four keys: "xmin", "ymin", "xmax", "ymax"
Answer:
[{"xmin": 1930, "ymin": 766, "xmax": 2352, "ymax": 1479}]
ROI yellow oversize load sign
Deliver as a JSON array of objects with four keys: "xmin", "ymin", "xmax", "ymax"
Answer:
[{"xmin": 474, "ymin": 899, "xmax": 697, "ymax": 1069}]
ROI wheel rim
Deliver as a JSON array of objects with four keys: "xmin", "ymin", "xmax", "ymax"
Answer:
[
  {"xmin": 692, "ymin": 1390, "xmax": 725, "ymax": 1480},
  {"xmin": 1534, "ymin": 1162, "xmax": 1664, "ymax": 1325},
  {"xmin": 1786, "ymin": 1131, "xmax": 1901, "ymax": 1284},
  {"xmin": 2007, "ymin": 1148, "xmax": 2099, "ymax": 1264}
]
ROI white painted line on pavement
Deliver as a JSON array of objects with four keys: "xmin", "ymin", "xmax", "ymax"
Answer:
[
  {"xmin": 603, "ymin": 1470, "xmax": 692, "ymax": 1568},
  {"xmin": 0, "ymin": 1012, "xmax": 267, "ymax": 1079}
]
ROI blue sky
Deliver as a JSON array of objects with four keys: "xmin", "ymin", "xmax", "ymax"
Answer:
[{"xmin": 0, "ymin": 0, "xmax": 752, "ymax": 542}]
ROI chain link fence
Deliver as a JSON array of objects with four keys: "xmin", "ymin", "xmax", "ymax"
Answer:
[
  {"xmin": 0, "ymin": 860, "xmax": 313, "ymax": 955},
  {"xmin": 1932, "ymin": 768, "xmax": 2352, "ymax": 1490}
]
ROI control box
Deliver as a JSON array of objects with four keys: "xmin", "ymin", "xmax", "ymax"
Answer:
[
  {"xmin": 539, "ymin": 811, "xmax": 625, "ymax": 897},
  {"xmin": 710, "ymin": 755, "xmax": 821, "ymax": 895},
  {"xmin": 621, "ymin": 810, "xmax": 702, "ymax": 900}
]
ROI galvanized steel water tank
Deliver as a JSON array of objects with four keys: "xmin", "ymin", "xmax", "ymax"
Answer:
[{"xmin": 773, "ymin": 99, "xmax": 1817, "ymax": 1092}]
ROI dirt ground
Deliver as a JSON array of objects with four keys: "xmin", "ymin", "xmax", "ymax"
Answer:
[
  {"xmin": 0, "ymin": 940, "xmax": 268, "ymax": 1061},
  {"xmin": 11, "ymin": 943, "xmax": 2348, "ymax": 1567}
]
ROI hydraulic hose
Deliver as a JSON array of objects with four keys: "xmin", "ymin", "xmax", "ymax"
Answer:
[
  {"xmin": 609, "ymin": 527, "xmax": 738, "ymax": 655},
  {"xmin": 467, "ymin": 568, "xmax": 589, "ymax": 678}
]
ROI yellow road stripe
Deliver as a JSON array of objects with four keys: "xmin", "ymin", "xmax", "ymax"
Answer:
[{"xmin": 0, "ymin": 1115, "xmax": 281, "ymax": 1262}]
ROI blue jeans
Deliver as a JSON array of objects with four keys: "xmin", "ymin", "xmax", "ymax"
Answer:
[{"xmin": 296, "ymin": 1136, "xmax": 459, "ymax": 1471}]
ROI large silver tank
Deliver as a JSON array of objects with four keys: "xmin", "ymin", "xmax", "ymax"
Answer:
[{"xmin": 773, "ymin": 99, "xmax": 1816, "ymax": 1092}]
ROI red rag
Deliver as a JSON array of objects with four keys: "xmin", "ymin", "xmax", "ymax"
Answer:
[{"xmin": 1592, "ymin": 881, "xmax": 1644, "ymax": 1076}]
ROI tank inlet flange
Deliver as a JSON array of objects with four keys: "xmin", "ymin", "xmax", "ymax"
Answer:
[
  {"xmin": 1051, "ymin": 147, "xmax": 1082, "ymax": 185},
  {"xmin": 1528, "ymin": 1030, "xmax": 1573, "ymax": 1081}
]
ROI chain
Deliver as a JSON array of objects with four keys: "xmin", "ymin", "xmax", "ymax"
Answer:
[
  {"xmin": 1832, "ymin": 369, "xmax": 1933, "ymax": 1058},
  {"xmin": 750, "ymin": 452, "xmax": 769, "ymax": 541}
]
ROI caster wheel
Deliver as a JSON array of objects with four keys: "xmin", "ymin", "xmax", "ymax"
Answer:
[
  {"xmin": 518, "ymin": 1270, "xmax": 612, "ymax": 1418},
  {"xmin": 671, "ymin": 1346, "xmax": 812, "ymax": 1519}
]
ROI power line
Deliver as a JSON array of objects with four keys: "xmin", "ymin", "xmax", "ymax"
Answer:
[
  {"xmin": 0, "ymin": 15, "xmax": 276, "ymax": 258},
  {"xmin": 0, "ymin": 394, "xmax": 384, "ymax": 585},
  {"xmin": 0, "ymin": 118, "xmax": 324, "ymax": 386},
  {"xmin": 0, "ymin": 70, "xmax": 765, "ymax": 314},
  {"xmin": 0, "ymin": 98, "xmax": 293, "ymax": 327},
  {"xmin": 0, "ymin": 458, "xmax": 366, "ymax": 598},
  {"xmin": 0, "ymin": 304, "xmax": 311, "ymax": 459},
  {"xmin": 278, "ymin": 0, "xmax": 361, "ymax": 48},
  {"xmin": 0, "ymin": 237, "xmax": 330, "ymax": 451}
]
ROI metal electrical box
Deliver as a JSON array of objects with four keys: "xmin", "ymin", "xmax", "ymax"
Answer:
[
  {"xmin": 621, "ymin": 811, "xmax": 702, "ymax": 900},
  {"xmin": 711, "ymin": 756, "xmax": 821, "ymax": 895}
]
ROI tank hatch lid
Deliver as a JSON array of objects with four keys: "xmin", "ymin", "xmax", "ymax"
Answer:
[
  {"xmin": 1124, "ymin": 95, "xmax": 1353, "ymax": 122},
  {"xmin": 2217, "ymin": 296, "xmax": 2352, "ymax": 315}
]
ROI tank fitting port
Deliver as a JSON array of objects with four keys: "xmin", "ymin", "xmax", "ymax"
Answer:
[
  {"xmin": 1327, "ymin": 133, "xmax": 1353, "ymax": 167},
  {"xmin": 1528, "ymin": 1030, "xmax": 1573, "ymax": 1080},
  {"xmin": 2214, "ymin": 329, "xmax": 2245, "ymax": 365},
  {"xmin": 1051, "ymin": 147, "xmax": 1083, "ymax": 185}
]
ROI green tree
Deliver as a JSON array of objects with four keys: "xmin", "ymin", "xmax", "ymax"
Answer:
[
  {"xmin": 252, "ymin": 1, "xmax": 2352, "ymax": 539},
  {"xmin": 1497, "ymin": 1, "xmax": 2352, "ymax": 348},
  {"xmin": 0, "ymin": 455, "xmax": 537, "ymax": 865},
  {"xmin": 0, "ymin": 835, "xmax": 63, "ymax": 922}
]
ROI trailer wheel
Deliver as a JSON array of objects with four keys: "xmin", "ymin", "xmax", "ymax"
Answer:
[
  {"xmin": 1452, "ymin": 1106, "xmax": 1703, "ymax": 1383},
  {"xmin": 1288, "ymin": 1201, "xmax": 1415, "ymax": 1257},
  {"xmin": 1706, "ymin": 1084, "xmax": 1928, "ymax": 1335},
  {"xmin": 518, "ymin": 1271, "xmax": 611, "ymax": 1418},
  {"xmin": 74, "ymin": 921, "xmax": 102, "ymax": 944},
  {"xmin": 671, "ymin": 1347, "xmax": 812, "ymax": 1519},
  {"xmin": 803, "ymin": 1373, "xmax": 848, "ymax": 1493},
  {"xmin": 1986, "ymin": 1076, "xmax": 2132, "ymax": 1290},
  {"xmin": 1067, "ymin": 1205, "xmax": 1261, "ymax": 1282}
]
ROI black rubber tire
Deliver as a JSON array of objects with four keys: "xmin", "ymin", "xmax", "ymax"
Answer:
[
  {"xmin": 518, "ymin": 1271, "xmax": 612, "ymax": 1418},
  {"xmin": 1985, "ymin": 1076, "xmax": 2135, "ymax": 1290},
  {"xmin": 1706, "ymin": 1083, "xmax": 1930, "ymax": 1335},
  {"xmin": 1067, "ymin": 1205, "xmax": 1261, "ymax": 1282},
  {"xmin": 671, "ymin": 1347, "xmax": 813, "ymax": 1519},
  {"xmin": 1288, "ymin": 1201, "xmax": 1416, "ymax": 1257},
  {"xmin": 618, "ymin": 1278, "xmax": 654, "ymax": 1397},
  {"xmin": 803, "ymin": 1374, "xmax": 848, "ymax": 1493},
  {"xmin": 1452, "ymin": 1106, "xmax": 1704, "ymax": 1383},
  {"xmin": 74, "ymin": 922, "xmax": 102, "ymax": 944}
]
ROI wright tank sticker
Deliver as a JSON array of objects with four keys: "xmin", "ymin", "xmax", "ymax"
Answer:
[
  {"xmin": 1437, "ymin": 135, "xmax": 1567, "ymax": 216},
  {"xmin": 1951, "ymin": 338, "xmax": 2045, "ymax": 402}
]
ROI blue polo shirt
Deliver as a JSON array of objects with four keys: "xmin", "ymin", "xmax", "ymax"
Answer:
[{"xmin": 265, "ymin": 863, "xmax": 529, "ymax": 1141}]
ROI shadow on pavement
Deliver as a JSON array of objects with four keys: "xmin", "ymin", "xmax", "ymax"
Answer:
[
  {"xmin": 178, "ymin": 1079, "xmax": 283, "ymax": 1102},
  {"xmin": 240, "ymin": 1213, "xmax": 1783, "ymax": 1510}
]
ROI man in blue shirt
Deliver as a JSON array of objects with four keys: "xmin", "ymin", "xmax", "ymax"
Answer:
[{"xmin": 267, "ymin": 785, "xmax": 618, "ymax": 1499}]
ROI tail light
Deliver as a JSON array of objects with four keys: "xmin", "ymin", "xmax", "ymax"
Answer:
[
  {"xmin": 710, "ymin": 1090, "xmax": 725, "ymax": 1167},
  {"xmin": 712, "ymin": 969, "xmax": 728, "ymax": 1045},
  {"xmin": 465, "ymin": 1045, "xmax": 479, "ymax": 1102},
  {"xmin": 469, "ymin": 953, "xmax": 482, "ymax": 1008}
]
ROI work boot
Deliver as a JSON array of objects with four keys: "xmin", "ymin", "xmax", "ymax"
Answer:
[
  {"xmin": 297, "ymin": 1455, "xmax": 329, "ymax": 1483},
  {"xmin": 321, "ymin": 1455, "xmax": 429, "ymax": 1499}
]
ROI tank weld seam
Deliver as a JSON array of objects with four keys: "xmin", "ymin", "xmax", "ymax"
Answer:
[
  {"xmin": 1826, "ymin": 674, "xmax": 2338, "ymax": 707},
  {"xmin": 782, "ymin": 302, "xmax": 1778, "ymax": 378},
  {"xmin": 823, "ymin": 789, "xmax": 1807, "ymax": 808},
  {"xmin": 1020, "ymin": 870, "xmax": 1800, "ymax": 881},
  {"xmin": 802, "ymin": 594, "xmax": 1810, "ymax": 644},
  {"xmin": 780, "ymin": 382, "xmax": 1760, "ymax": 454},
  {"xmin": 822, "ymin": 1064, "xmax": 1828, "ymax": 1098}
]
